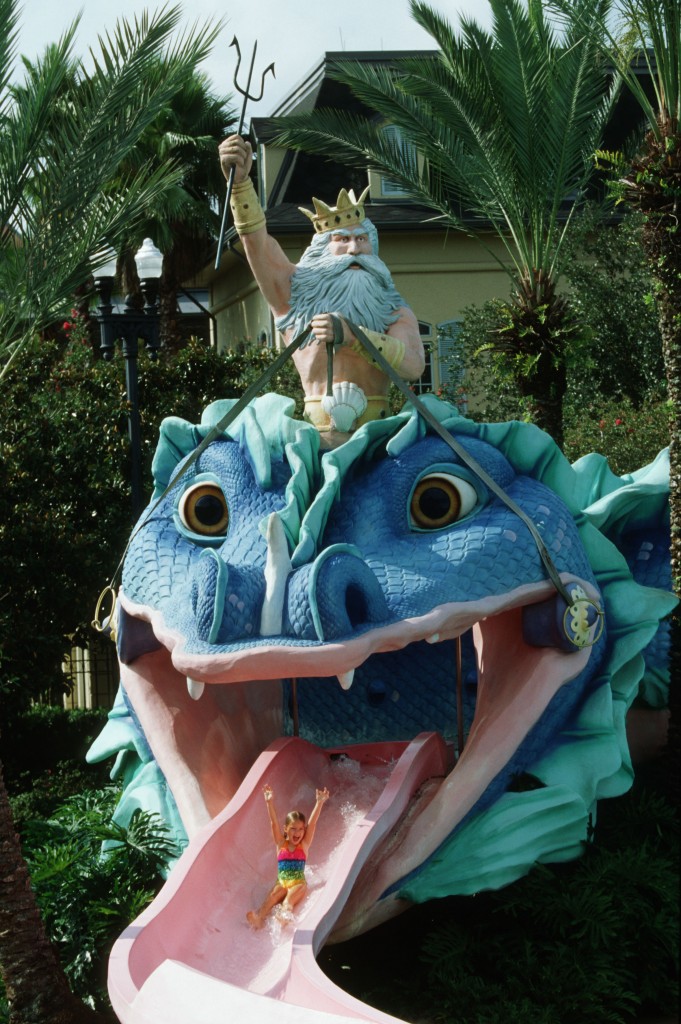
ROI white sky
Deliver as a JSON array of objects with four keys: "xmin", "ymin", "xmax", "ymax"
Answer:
[{"xmin": 15, "ymin": 0, "xmax": 492, "ymax": 116}]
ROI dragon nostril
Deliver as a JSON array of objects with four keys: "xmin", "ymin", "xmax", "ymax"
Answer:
[
  {"xmin": 345, "ymin": 584, "xmax": 369, "ymax": 628},
  {"xmin": 282, "ymin": 548, "xmax": 392, "ymax": 641},
  {"xmin": 313, "ymin": 548, "xmax": 391, "ymax": 641}
]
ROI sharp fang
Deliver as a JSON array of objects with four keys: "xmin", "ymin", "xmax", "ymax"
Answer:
[
  {"xmin": 187, "ymin": 677, "xmax": 205, "ymax": 701},
  {"xmin": 426, "ymin": 633, "xmax": 440, "ymax": 644},
  {"xmin": 338, "ymin": 670, "xmax": 355, "ymax": 691}
]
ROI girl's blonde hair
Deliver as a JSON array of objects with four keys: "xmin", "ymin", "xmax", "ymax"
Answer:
[{"xmin": 283, "ymin": 810, "xmax": 306, "ymax": 839}]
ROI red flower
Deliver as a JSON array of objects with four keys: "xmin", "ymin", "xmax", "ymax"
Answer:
[
  {"xmin": 614, "ymin": 418, "xmax": 623, "ymax": 426},
  {"xmin": 599, "ymin": 419, "xmax": 606, "ymax": 429}
]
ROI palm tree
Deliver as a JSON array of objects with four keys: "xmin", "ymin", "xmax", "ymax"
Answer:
[
  {"xmin": 0, "ymin": 2, "xmax": 222, "ymax": 1017},
  {"xmin": 272, "ymin": 0, "xmax": 617, "ymax": 446},
  {"xmin": 113, "ymin": 68, "xmax": 235, "ymax": 350},
  {"xmin": 0, "ymin": 0, "xmax": 221, "ymax": 381}
]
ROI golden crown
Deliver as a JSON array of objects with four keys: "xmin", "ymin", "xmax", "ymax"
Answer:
[{"xmin": 298, "ymin": 186, "xmax": 371, "ymax": 234}]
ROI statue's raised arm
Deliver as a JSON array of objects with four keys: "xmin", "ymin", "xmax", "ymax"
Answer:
[{"xmin": 218, "ymin": 134, "xmax": 296, "ymax": 317}]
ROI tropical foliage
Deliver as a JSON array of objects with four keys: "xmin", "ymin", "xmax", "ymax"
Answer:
[
  {"xmin": 112, "ymin": 67, "xmax": 235, "ymax": 349},
  {"xmin": 446, "ymin": 207, "xmax": 670, "ymax": 473},
  {"xmin": 1, "ymin": 780, "xmax": 177, "ymax": 1018},
  {"xmin": 272, "ymin": 0, "xmax": 619, "ymax": 445},
  {"xmin": 22, "ymin": 789, "xmax": 177, "ymax": 1013},
  {"xmin": 0, "ymin": 0, "xmax": 220, "ymax": 381},
  {"xmin": 562, "ymin": 207, "xmax": 665, "ymax": 409}
]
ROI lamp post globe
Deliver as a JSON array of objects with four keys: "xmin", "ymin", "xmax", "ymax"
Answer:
[{"xmin": 92, "ymin": 240, "xmax": 164, "ymax": 519}]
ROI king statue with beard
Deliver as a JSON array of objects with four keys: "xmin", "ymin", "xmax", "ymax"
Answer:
[{"xmin": 219, "ymin": 134, "xmax": 425, "ymax": 442}]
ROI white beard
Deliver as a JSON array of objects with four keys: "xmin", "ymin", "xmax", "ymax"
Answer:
[{"xmin": 276, "ymin": 238, "xmax": 406, "ymax": 343}]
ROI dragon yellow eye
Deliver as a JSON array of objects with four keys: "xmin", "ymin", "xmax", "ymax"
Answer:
[
  {"xmin": 410, "ymin": 473, "xmax": 478, "ymax": 529},
  {"xmin": 178, "ymin": 483, "xmax": 229, "ymax": 536}
]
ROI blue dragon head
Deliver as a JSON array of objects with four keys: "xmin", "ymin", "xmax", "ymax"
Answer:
[{"xmin": 90, "ymin": 393, "xmax": 675, "ymax": 935}]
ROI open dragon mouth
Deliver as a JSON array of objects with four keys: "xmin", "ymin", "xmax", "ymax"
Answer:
[
  {"xmin": 93, "ymin": 396, "xmax": 675, "ymax": 1022},
  {"xmin": 114, "ymin": 571, "xmax": 597, "ymax": 935}
]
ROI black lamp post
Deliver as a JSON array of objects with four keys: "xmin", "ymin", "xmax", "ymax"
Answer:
[{"xmin": 92, "ymin": 239, "xmax": 163, "ymax": 519}]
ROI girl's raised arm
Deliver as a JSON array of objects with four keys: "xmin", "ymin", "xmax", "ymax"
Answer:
[
  {"xmin": 262, "ymin": 785, "xmax": 284, "ymax": 847},
  {"xmin": 301, "ymin": 787, "xmax": 330, "ymax": 853}
]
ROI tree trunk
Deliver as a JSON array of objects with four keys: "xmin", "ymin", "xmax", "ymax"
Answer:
[
  {"xmin": 644, "ymin": 218, "xmax": 681, "ymax": 809},
  {"xmin": 0, "ymin": 739, "xmax": 105, "ymax": 1024},
  {"xmin": 503, "ymin": 270, "xmax": 575, "ymax": 448},
  {"xmin": 635, "ymin": 121, "xmax": 681, "ymax": 807}
]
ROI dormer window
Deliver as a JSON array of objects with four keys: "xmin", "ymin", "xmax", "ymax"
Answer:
[{"xmin": 368, "ymin": 124, "xmax": 423, "ymax": 202}]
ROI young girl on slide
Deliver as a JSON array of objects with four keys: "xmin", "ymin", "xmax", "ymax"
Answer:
[{"xmin": 247, "ymin": 783, "xmax": 330, "ymax": 929}]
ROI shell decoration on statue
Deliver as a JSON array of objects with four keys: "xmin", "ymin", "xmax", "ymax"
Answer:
[{"xmin": 321, "ymin": 381, "xmax": 368, "ymax": 432}]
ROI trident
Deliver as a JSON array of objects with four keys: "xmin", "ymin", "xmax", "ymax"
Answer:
[{"xmin": 215, "ymin": 37, "xmax": 275, "ymax": 270}]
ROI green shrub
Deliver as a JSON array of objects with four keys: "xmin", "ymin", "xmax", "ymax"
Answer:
[
  {"xmin": 9, "ymin": 761, "xmax": 110, "ymax": 833},
  {"xmin": 20, "ymin": 787, "xmax": 178, "ymax": 1013},
  {"xmin": 419, "ymin": 787, "xmax": 678, "ymax": 1023},
  {"xmin": 1, "ymin": 706, "xmax": 108, "ymax": 792}
]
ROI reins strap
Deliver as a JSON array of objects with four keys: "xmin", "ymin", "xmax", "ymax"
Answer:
[{"xmin": 344, "ymin": 319, "xmax": 574, "ymax": 607}]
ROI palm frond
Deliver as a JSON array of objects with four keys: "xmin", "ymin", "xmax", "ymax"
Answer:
[
  {"xmin": 550, "ymin": 0, "xmax": 680, "ymax": 138},
  {"xmin": 274, "ymin": 0, "xmax": 614, "ymax": 288},
  {"xmin": 0, "ymin": 5, "xmax": 225, "ymax": 378},
  {"xmin": 0, "ymin": 0, "xmax": 21, "ymax": 107}
]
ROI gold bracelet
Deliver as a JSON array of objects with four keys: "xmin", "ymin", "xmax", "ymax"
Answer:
[
  {"xmin": 352, "ymin": 327, "xmax": 406, "ymax": 371},
  {"xmin": 229, "ymin": 178, "xmax": 266, "ymax": 236}
]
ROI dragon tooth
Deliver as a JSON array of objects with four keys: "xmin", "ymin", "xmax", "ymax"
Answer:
[
  {"xmin": 260, "ymin": 512, "xmax": 292, "ymax": 637},
  {"xmin": 338, "ymin": 669, "xmax": 355, "ymax": 691},
  {"xmin": 426, "ymin": 633, "xmax": 440, "ymax": 644},
  {"xmin": 187, "ymin": 677, "xmax": 205, "ymax": 701}
]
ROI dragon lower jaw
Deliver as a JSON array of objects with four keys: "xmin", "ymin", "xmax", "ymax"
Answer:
[{"xmin": 117, "ymin": 575, "xmax": 596, "ymax": 920}]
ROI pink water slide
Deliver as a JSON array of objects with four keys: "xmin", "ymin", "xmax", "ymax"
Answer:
[{"xmin": 108, "ymin": 732, "xmax": 449, "ymax": 1024}]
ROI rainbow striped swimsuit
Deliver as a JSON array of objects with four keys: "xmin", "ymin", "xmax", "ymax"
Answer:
[{"xmin": 277, "ymin": 845, "xmax": 306, "ymax": 889}]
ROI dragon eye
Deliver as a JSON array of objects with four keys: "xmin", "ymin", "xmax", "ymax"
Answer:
[
  {"xmin": 410, "ymin": 473, "xmax": 478, "ymax": 530},
  {"xmin": 178, "ymin": 483, "xmax": 229, "ymax": 536}
]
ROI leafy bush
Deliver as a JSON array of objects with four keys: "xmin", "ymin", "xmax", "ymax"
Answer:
[
  {"xmin": 1, "ymin": 706, "xmax": 108, "ymax": 791},
  {"xmin": 9, "ymin": 761, "xmax": 110, "ymax": 834},
  {"xmin": 439, "ymin": 299, "xmax": 528, "ymax": 422},
  {"xmin": 20, "ymin": 787, "xmax": 178, "ymax": 1013},
  {"xmin": 441, "ymin": 209, "xmax": 667, "ymax": 461},
  {"xmin": 563, "ymin": 393, "xmax": 670, "ymax": 474},
  {"xmin": 418, "ymin": 787, "xmax": 678, "ymax": 1024},
  {"xmin": 562, "ymin": 208, "xmax": 665, "ymax": 410}
]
